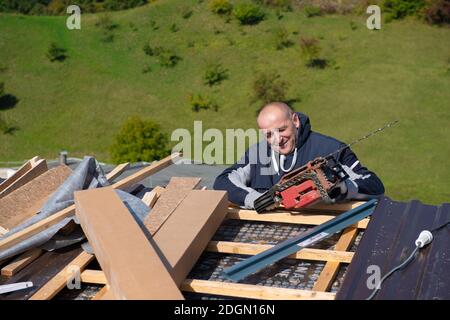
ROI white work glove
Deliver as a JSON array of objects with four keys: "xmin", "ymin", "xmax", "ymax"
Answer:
[{"xmin": 243, "ymin": 190, "xmax": 263, "ymax": 209}]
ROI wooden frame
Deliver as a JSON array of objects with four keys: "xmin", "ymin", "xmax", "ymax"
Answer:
[{"xmin": 77, "ymin": 201, "xmax": 365, "ymax": 300}]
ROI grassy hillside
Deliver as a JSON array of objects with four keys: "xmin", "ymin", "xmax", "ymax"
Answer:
[{"xmin": 0, "ymin": 0, "xmax": 449, "ymax": 204}]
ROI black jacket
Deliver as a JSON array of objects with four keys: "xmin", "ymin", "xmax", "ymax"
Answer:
[{"xmin": 213, "ymin": 112, "xmax": 385, "ymax": 208}]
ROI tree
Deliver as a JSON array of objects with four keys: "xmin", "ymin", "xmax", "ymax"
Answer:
[{"xmin": 110, "ymin": 116, "xmax": 169, "ymax": 163}]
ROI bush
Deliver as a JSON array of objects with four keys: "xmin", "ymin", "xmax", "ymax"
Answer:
[
  {"xmin": 273, "ymin": 27, "xmax": 293, "ymax": 50},
  {"xmin": 424, "ymin": 0, "xmax": 450, "ymax": 25},
  {"xmin": 299, "ymin": 37, "xmax": 328, "ymax": 68},
  {"xmin": 0, "ymin": 82, "xmax": 4, "ymax": 98},
  {"xmin": 188, "ymin": 94, "xmax": 219, "ymax": 112},
  {"xmin": 382, "ymin": 0, "xmax": 426, "ymax": 20},
  {"xmin": 110, "ymin": 116, "xmax": 169, "ymax": 163},
  {"xmin": 204, "ymin": 63, "xmax": 228, "ymax": 86},
  {"xmin": 252, "ymin": 71, "xmax": 289, "ymax": 104},
  {"xmin": 158, "ymin": 49, "xmax": 181, "ymax": 67},
  {"xmin": 181, "ymin": 6, "xmax": 193, "ymax": 19},
  {"xmin": 96, "ymin": 14, "xmax": 118, "ymax": 43},
  {"xmin": 304, "ymin": 5, "xmax": 322, "ymax": 17},
  {"xmin": 233, "ymin": 3, "xmax": 265, "ymax": 25},
  {"xmin": 46, "ymin": 42, "xmax": 67, "ymax": 62},
  {"xmin": 170, "ymin": 23, "xmax": 180, "ymax": 32},
  {"xmin": 210, "ymin": 0, "xmax": 233, "ymax": 15}
]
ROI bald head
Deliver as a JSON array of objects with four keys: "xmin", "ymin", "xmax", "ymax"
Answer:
[
  {"xmin": 257, "ymin": 102, "xmax": 300, "ymax": 155},
  {"xmin": 257, "ymin": 102, "xmax": 293, "ymax": 126}
]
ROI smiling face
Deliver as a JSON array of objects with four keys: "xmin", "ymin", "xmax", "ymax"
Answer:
[{"xmin": 257, "ymin": 103, "xmax": 300, "ymax": 155}]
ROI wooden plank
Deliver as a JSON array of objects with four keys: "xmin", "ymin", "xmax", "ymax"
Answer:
[
  {"xmin": 74, "ymin": 187, "xmax": 183, "ymax": 300},
  {"xmin": 0, "ymin": 165, "xmax": 72, "ymax": 230},
  {"xmin": 80, "ymin": 271, "xmax": 335, "ymax": 300},
  {"xmin": 312, "ymin": 226, "xmax": 359, "ymax": 292},
  {"xmin": 105, "ymin": 163, "xmax": 130, "ymax": 181},
  {"xmin": 111, "ymin": 153, "xmax": 180, "ymax": 190},
  {"xmin": 1, "ymin": 248, "xmax": 43, "ymax": 277},
  {"xmin": 0, "ymin": 157, "xmax": 35, "ymax": 193},
  {"xmin": 152, "ymin": 190, "xmax": 228, "ymax": 285},
  {"xmin": 0, "ymin": 225, "xmax": 8, "ymax": 236},
  {"xmin": 206, "ymin": 241, "xmax": 354, "ymax": 263},
  {"xmin": 29, "ymin": 251, "xmax": 94, "ymax": 300},
  {"xmin": 141, "ymin": 186, "xmax": 165, "ymax": 208},
  {"xmin": 227, "ymin": 208, "xmax": 369, "ymax": 229},
  {"xmin": 303, "ymin": 201, "xmax": 365, "ymax": 213},
  {"xmin": 0, "ymin": 158, "xmax": 48, "ymax": 199},
  {"xmin": 0, "ymin": 154, "xmax": 179, "ymax": 253},
  {"xmin": 92, "ymin": 285, "xmax": 110, "ymax": 300},
  {"xmin": 0, "ymin": 247, "xmax": 84, "ymax": 300},
  {"xmin": 144, "ymin": 177, "xmax": 201, "ymax": 235},
  {"xmin": 182, "ymin": 280, "xmax": 335, "ymax": 300}
]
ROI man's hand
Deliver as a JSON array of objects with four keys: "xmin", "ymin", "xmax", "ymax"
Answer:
[{"xmin": 243, "ymin": 190, "xmax": 263, "ymax": 209}]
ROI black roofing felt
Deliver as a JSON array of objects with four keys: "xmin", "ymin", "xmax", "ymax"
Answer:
[{"xmin": 337, "ymin": 197, "xmax": 450, "ymax": 300}]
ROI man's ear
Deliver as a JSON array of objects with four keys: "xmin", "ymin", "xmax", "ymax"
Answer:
[{"xmin": 292, "ymin": 113, "xmax": 300, "ymax": 129}]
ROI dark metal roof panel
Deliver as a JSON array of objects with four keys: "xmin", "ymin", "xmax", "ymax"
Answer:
[{"xmin": 337, "ymin": 197, "xmax": 450, "ymax": 300}]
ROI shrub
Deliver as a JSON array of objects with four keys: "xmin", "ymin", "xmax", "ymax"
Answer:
[
  {"xmin": 157, "ymin": 49, "xmax": 181, "ymax": 67},
  {"xmin": 252, "ymin": 71, "xmax": 289, "ymax": 104},
  {"xmin": 110, "ymin": 116, "xmax": 169, "ymax": 163},
  {"xmin": 424, "ymin": 0, "xmax": 450, "ymax": 25},
  {"xmin": 149, "ymin": 20, "xmax": 159, "ymax": 30},
  {"xmin": 274, "ymin": 27, "xmax": 293, "ymax": 50},
  {"xmin": 170, "ymin": 23, "xmax": 180, "ymax": 32},
  {"xmin": 46, "ymin": 42, "xmax": 67, "ymax": 62},
  {"xmin": 350, "ymin": 21, "xmax": 358, "ymax": 30},
  {"xmin": 96, "ymin": 14, "xmax": 118, "ymax": 43},
  {"xmin": 299, "ymin": 37, "xmax": 328, "ymax": 68},
  {"xmin": 304, "ymin": 5, "xmax": 322, "ymax": 17},
  {"xmin": 188, "ymin": 94, "xmax": 219, "ymax": 112},
  {"xmin": 204, "ymin": 63, "xmax": 228, "ymax": 86},
  {"xmin": 143, "ymin": 44, "xmax": 163, "ymax": 56},
  {"xmin": 181, "ymin": 6, "xmax": 193, "ymax": 19},
  {"xmin": 382, "ymin": 0, "xmax": 426, "ymax": 20},
  {"xmin": 0, "ymin": 82, "xmax": 4, "ymax": 98},
  {"xmin": 233, "ymin": 3, "xmax": 265, "ymax": 25},
  {"xmin": 210, "ymin": 0, "xmax": 233, "ymax": 15}
]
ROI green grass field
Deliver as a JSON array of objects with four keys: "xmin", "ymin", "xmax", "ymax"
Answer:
[{"xmin": 0, "ymin": 0, "xmax": 449, "ymax": 204}]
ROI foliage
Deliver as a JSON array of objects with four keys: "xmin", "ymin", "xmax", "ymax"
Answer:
[
  {"xmin": 188, "ymin": 94, "xmax": 219, "ymax": 112},
  {"xmin": 204, "ymin": 63, "xmax": 228, "ymax": 86},
  {"xmin": 46, "ymin": 42, "xmax": 67, "ymax": 62},
  {"xmin": 252, "ymin": 71, "xmax": 289, "ymax": 104},
  {"xmin": 233, "ymin": 3, "xmax": 265, "ymax": 25},
  {"xmin": 110, "ymin": 116, "xmax": 169, "ymax": 163}
]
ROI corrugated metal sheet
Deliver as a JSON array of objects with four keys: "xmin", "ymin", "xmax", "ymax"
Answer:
[{"xmin": 337, "ymin": 197, "xmax": 450, "ymax": 300}]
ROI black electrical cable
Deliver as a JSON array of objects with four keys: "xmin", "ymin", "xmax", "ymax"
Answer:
[{"xmin": 366, "ymin": 219, "xmax": 450, "ymax": 300}]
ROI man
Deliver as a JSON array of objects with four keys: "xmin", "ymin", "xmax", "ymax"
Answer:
[{"xmin": 213, "ymin": 102, "xmax": 385, "ymax": 209}]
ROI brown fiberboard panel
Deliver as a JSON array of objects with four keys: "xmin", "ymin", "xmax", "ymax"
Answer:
[
  {"xmin": 0, "ymin": 165, "xmax": 72, "ymax": 230},
  {"xmin": 74, "ymin": 187, "xmax": 184, "ymax": 300},
  {"xmin": 144, "ymin": 177, "xmax": 201, "ymax": 236},
  {"xmin": 153, "ymin": 189, "xmax": 228, "ymax": 285}
]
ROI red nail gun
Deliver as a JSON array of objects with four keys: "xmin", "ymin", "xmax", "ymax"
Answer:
[
  {"xmin": 254, "ymin": 156, "xmax": 348, "ymax": 213},
  {"xmin": 253, "ymin": 120, "xmax": 399, "ymax": 213}
]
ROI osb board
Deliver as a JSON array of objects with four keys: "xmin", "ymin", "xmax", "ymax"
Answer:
[
  {"xmin": 0, "ymin": 165, "xmax": 72, "ymax": 230},
  {"xmin": 144, "ymin": 177, "xmax": 201, "ymax": 235}
]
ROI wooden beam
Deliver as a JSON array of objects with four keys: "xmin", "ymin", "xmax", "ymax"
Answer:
[
  {"xmin": 206, "ymin": 241, "xmax": 354, "ymax": 263},
  {"xmin": 80, "ymin": 271, "xmax": 335, "ymax": 300},
  {"xmin": 0, "ymin": 156, "xmax": 37, "ymax": 193},
  {"xmin": 29, "ymin": 251, "xmax": 94, "ymax": 300},
  {"xmin": 313, "ymin": 226, "xmax": 359, "ymax": 292},
  {"xmin": 92, "ymin": 285, "xmax": 110, "ymax": 300},
  {"xmin": 144, "ymin": 177, "xmax": 201, "ymax": 235},
  {"xmin": 1, "ymin": 248, "xmax": 43, "ymax": 277},
  {"xmin": 0, "ymin": 157, "xmax": 48, "ymax": 199},
  {"xmin": 74, "ymin": 187, "xmax": 184, "ymax": 300},
  {"xmin": 227, "ymin": 208, "xmax": 369, "ymax": 229},
  {"xmin": 182, "ymin": 280, "xmax": 335, "ymax": 300},
  {"xmin": 111, "ymin": 153, "xmax": 180, "ymax": 190},
  {"xmin": 105, "ymin": 163, "xmax": 130, "ymax": 181},
  {"xmin": 141, "ymin": 186, "xmax": 165, "ymax": 208},
  {"xmin": 0, "ymin": 154, "xmax": 180, "ymax": 253}
]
